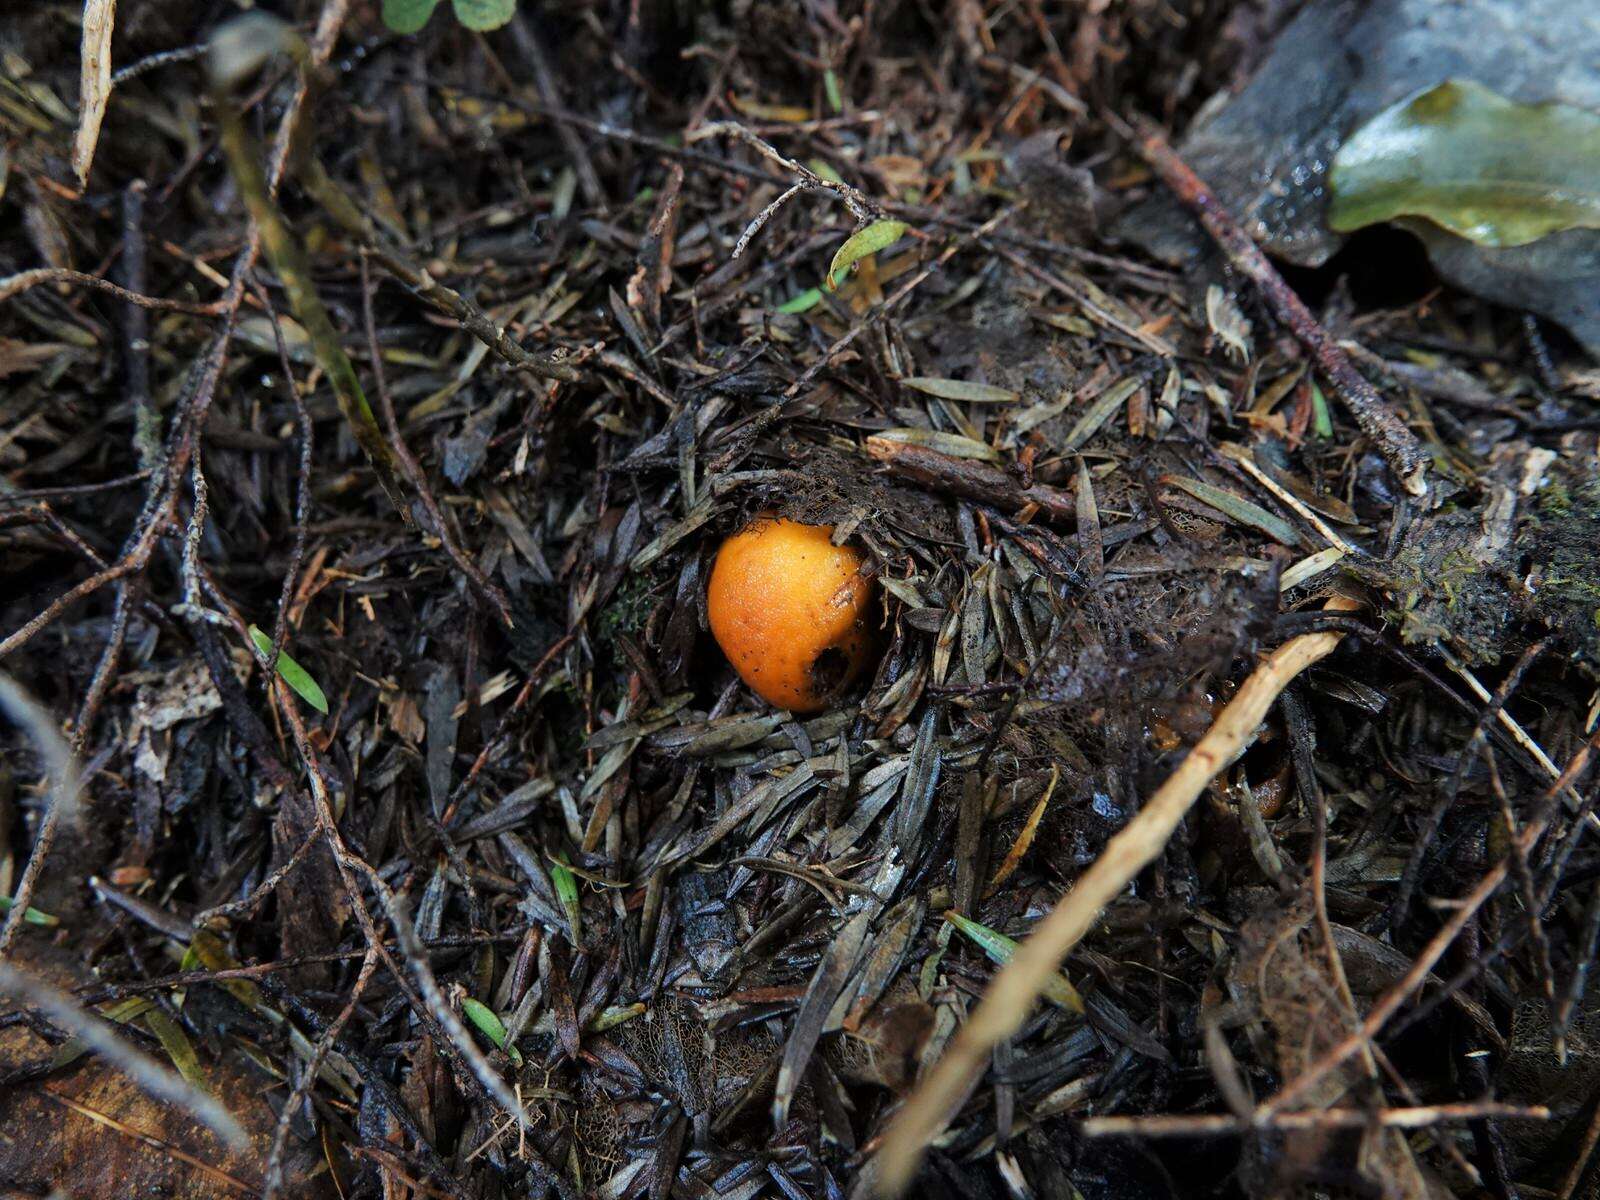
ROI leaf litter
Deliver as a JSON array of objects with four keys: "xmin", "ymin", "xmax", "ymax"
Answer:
[{"xmin": 0, "ymin": 5, "xmax": 1599, "ymax": 1200}]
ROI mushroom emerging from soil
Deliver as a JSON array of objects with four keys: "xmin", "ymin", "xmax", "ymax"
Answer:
[{"xmin": 706, "ymin": 514, "xmax": 876, "ymax": 713}]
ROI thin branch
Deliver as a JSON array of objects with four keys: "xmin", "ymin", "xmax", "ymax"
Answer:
[
  {"xmin": 1081, "ymin": 1102, "xmax": 1550, "ymax": 1138},
  {"xmin": 1118, "ymin": 112, "xmax": 1429, "ymax": 496},
  {"xmin": 690, "ymin": 120, "xmax": 881, "ymax": 227},
  {"xmin": 0, "ymin": 267, "xmax": 226, "ymax": 313}
]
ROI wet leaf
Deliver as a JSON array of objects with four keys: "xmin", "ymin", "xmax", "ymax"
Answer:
[
  {"xmin": 183, "ymin": 929, "xmax": 263, "ymax": 1010},
  {"xmin": 988, "ymin": 767, "xmax": 1057, "ymax": 891},
  {"xmin": 826, "ymin": 220, "xmax": 909, "ymax": 290},
  {"xmin": 71, "ymin": 0, "xmax": 115, "ymax": 188},
  {"xmin": 1330, "ymin": 80, "xmax": 1600, "ymax": 248},
  {"xmin": 51, "ymin": 999, "xmax": 153, "ymax": 1071},
  {"xmin": 732, "ymin": 98, "xmax": 812, "ymax": 122},
  {"xmin": 1280, "ymin": 546, "xmax": 1347, "ymax": 592},
  {"xmin": 899, "ymin": 377, "xmax": 1019, "ymax": 404},
  {"xmin": 1063, "ymin": 377, "xmax": 1141, "ymax": 452},
  {"xmin": 247, "ymin": 625, "xmax": 329, "ymax": 714},
  {"xmin": 1074, "ymin": 457, "xmax": 1103, "ymax": 580}
]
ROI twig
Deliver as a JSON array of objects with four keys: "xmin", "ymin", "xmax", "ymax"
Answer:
[
  {"xmin": 207, "ymin": 33, "xmax": 408, "ymax": 516},
  {"xmin": 193, "ymin": 832, "xmax": 318, "ymax": 928},
  {"xmin": 0, "ymin": 267, "xmax": 225, "ymax": 313},
  {"xmin": 875, "ymin": 593, "xmax": 1362, "ymax": 1193},
  {"xmin": 864, "ymin": 436, "xmax": 1077, "ymax": 522},
  {"xmin": 268, "ymin": 679, "xmax": 574, "ymax": 1195},
  {"xmin": 37, "ymin": 1089, "xmax": 258, "ymax": 1194},
  {"xmin": 252, "ymin": 278, "xmax": 317, "ymax": 690},
  {"xmin": 68, "ymin": 577, "xmax": 135, "ymax": 753},
  {"xmin": 1559, "ymin": 1072, "xmax": 1600, "ymax": 1200},
  {"xmin": 690, "ymin": 120, "xmax": 880, "ymax": 228},
  {"xmin": 505, "ymin": 13, "xmax": 605, "ymax": 210},
  {"xmin": 1554, "ymin": 877, "xmax": 1600, "ymax": 1067},
  {"xmin": 0, "ymin": 471, "xmax": 152, "ymax": 502},
  {"xmin": 259, "ymin": 974, "xmax": 477, "ymax": 1200},
  {"xmin": 1081, "ymin": 1102, "xmax": 1549, "ymax": 1138},
  {"xmin": 785, "ymin": 204, "xmax": 1018, "ymax": 401},
  {"xmin": 2, "ymin": 2, "xmax": 340, "ymax": 680},
  {"xmin": 1436, "ymin": 644, "xmax": 1588, "ymax": 816},
  {"xmin": 1390, "ymin": 640, "xmax": 1547, "ymax": 927},
  {"xmin": 1119, "ymin": 113, "xmax": 1428, "ymax": 496},
  {"xmin": 297, "ymin": 154, "xmax": 577, "ymax": 382}
]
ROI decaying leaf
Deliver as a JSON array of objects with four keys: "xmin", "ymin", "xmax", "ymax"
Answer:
[{"xmin": 899, "ymin": 376, "xmax": 1019, "ymax": 403}]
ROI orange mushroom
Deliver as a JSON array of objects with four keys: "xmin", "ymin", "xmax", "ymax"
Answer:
[{"xmin": 707, "ymin": 514, "xmax": 875, "ymax": 713}]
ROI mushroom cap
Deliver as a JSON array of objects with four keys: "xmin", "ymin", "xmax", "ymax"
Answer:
[{"xmin": 707, "ymin": 514, "xmax": 875, "ymax": 713}]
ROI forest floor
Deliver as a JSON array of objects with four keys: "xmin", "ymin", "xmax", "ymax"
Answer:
[{"xmin": 2, "ymin": 3, "xmax": 1600, "ymax": 1199}]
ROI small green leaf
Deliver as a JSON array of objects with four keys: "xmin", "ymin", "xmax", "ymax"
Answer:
[
  {"xmin": 382, "ymin": 0, "xmax": 442, "ymax": 33},
  {"xmin": 550, "ymin": 852, "xmax": 582, "ymax": 948},
  {"xmin": 1330, "ymin": 80, "xmax": 1600, "ymax": 248},
  {"xmin": 945, "ymin": 911, "xmax": 1083, "ymax": 1014},
  {"xmin": 776, "ymin": 287, "xmax": 823, "ymax": 315},
  {"xmin": 248, "ymin": 624, "xmax": 329, "ymax": 714},
  {"xmin": 452, "ymin": 0, "xmax": 517, "ymax": 31},
  {"xmin": 825, "ymin": 219, "xmax": 908, "ymax": 290},
  {"xmin": 1309, "ymin": 381, "xmax": 1333, "ymax": 439},
  {"xmin": 0, "ymin": 895, "xmax": 58, "ymax": 926},
  {"xmin": 823, "ymin": 69, "xmax": 843, "ymax": 114},
  {"xmin": 462, "ymin": 997, "xmax": 523, "ymax": 1065},
  {"xmin": 900, "ymin": 377, "xmax": 1019, "ymax": 404}
]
